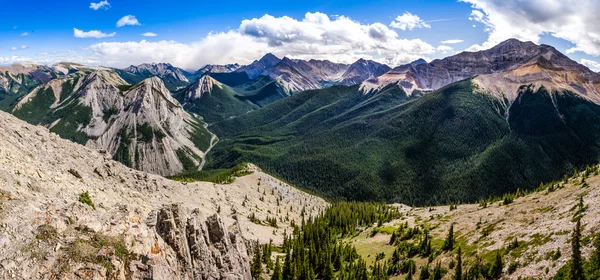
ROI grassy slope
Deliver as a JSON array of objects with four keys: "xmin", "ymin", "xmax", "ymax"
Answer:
[{"xmin": 207, "ymin": 80, "xmax": 600, "ymax": 205}]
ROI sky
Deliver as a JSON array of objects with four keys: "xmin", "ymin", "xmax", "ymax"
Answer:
[{"xmin": 1, "ymin": 0, "xmax": 600, "ymax": 72}]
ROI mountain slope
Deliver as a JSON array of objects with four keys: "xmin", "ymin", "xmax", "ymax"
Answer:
[
  {"xmin": 351, "ymin": 164, "xmax": 600, "ymax": 279},
  {"xmin": 11, "ymin": 71, "xmax": 213, "ymax": 176},
  {"xmin": 207, "ymin": 77, "xmax": 600, "ymax": 205},
  {"xmin": 0, "ymin": 109, "xmax": 327, "ymax": 279}
]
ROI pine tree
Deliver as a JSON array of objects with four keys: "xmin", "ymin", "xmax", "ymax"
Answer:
[
  {"xmin": 251, "ymin": 241, "xmax": 263, "ymax": 279},
  {"xmin": 569, "ymin": 219, "xmax": 584, "ymax": 280},
  {"xmin": 453, "ymin": 247, "xmax": 462, "ymax": 280},
  {"xmin": 418, "ymin": 263, "xmax": 430, "ymax": 280},
  {"xmin": 586, "ymin": 233, "xmax": 600, "ymax": 279},
  {"xmin": 489, "ymin": 250, "xmax": 503, "ymax": 278},
  {"xmin": 271, "ymin": 257, "xmax": 282, "ymax": 280},
  {"xmin": 431, "ymin": 262, "xmax": 443, "ymax": 280},
  {"xmin": 442, "ymin": 224, "xmax": 454, "ymax": 251}
]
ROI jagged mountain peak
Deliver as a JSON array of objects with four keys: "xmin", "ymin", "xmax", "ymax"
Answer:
[{"xmin": 260, "ymin": 53, "xmax": 280, "ymax": 63}]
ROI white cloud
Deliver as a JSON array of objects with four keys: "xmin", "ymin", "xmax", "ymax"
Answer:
[
  {"xmin": 581, "ymin": 59, "xmax": 600, "ymax": 72},
  {"xmin": 460, "ymin": 0, "xmax": 600, "ymax": 56},
  {"xmin": 10, "ymin": 45, "xmax": 28, "ymax": 51},
  {"xmin": 89, "ymin": 0, "xmax": 110, "ymax": 10},
  {"xmin": 441, "ymin": 39, "xmax": 463, "ymax": 44},
  {"xmin": 73, "ymin": 28, "xmax": 116, "ymax": 39},
  {"xmin": 88, "ymin": 12, "xmax": 435, "ymax": 69},
  {"xmin": 20, "ymin": 32, "xmax": 29, "ymax": 37},
  {"xmin": 142, "ymin": 32, "xmax": 158, "ymax": 37},
  {"xmin": 390, "ymin": 12, "xmax": 431, "ymax": 31},
  {"xmin": 116, "ymin": 15, "xmax": 141, "ymax": 27},
  {"xmin": 436, "ymin": 45, "xmax": 453, "ymax": 53}
]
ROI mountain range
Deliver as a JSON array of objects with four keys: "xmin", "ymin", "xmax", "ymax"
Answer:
[
  {"xmin": 2, "ymin": 39, "xmax": 600, "ymax": 205},
  {"xmin": 3, "ymin": 37, "xmax": 600, "ymax": 279}
]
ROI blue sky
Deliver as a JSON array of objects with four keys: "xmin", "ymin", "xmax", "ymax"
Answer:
[{"xmin": 2, "ymin": 0, "xmax": 600, "ymax": 71}]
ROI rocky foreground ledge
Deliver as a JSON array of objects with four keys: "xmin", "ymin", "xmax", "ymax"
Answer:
[{"xmin": 0, "ymin": 111, "xmax": 327, "ymax": 279}]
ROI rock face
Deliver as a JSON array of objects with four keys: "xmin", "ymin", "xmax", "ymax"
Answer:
[
  {"xmin": 0, "ymin": 109, "xmax": 328, "ymax": 279},
  {"xmin": 12, "ymin": 70, "xmax": 213, "ymax": 176},
  {"xmin": 361, "ymin": 38, "xmax": 600, "ymax": 104},
  {"xmin": 139, "ymin": 205, "xmax": 252, "ymax": 279}
]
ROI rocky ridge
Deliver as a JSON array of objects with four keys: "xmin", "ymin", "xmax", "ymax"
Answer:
[{"xmin": 0, "ymin": 109, "xmax": 327, "ymax": 279}]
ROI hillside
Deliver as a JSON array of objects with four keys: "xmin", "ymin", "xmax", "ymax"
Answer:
[
  {"xmin": 0, "ymin": 110, "xmax": 327, "ymax": 279},
  {"xmin": 348, "ymin": 164, "xmax": 600, "ymax": 279},
  {"xmin": 207, "ymin": 78, "xmax": 600, "ymax": 205}
]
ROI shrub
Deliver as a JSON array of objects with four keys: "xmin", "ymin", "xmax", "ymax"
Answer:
[{"xmin": 78, "ymin": 191, "xmax": 95, "ymax": 209}]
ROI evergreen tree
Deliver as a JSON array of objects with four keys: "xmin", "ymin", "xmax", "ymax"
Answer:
[
  {"xmin": 442, "ymin": 224, "xmax": 455, "ymax": 251},
  {"xmin": 489, "ymin": 250, "xmax": 503, "ymax": 278},
  {"xmin": 431, "ymin": 262, "xmax": 443, "ymax": 280},
  {"xmin": 453, "ymin": 247, "xmax": 462, "ymax": 280},
  {"xmin": 569, "ymin": 219, "xmax": 584, "ymax": 280},
  {"xmin": 282, "ymin": 250, "xmax": 292, "ymax": 280},
  {"xmin": 418, "ymin": 263, "xmax": 430, "ymax": 280},
  {"xmin": 251, "ymin": 242, "xmax": 263, "ymax": 279},
  {"xmin": 271, "ymin": 257, "xmax": 282, "ymax": 280}
]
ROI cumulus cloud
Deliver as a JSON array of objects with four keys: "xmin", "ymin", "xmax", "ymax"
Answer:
[
  {"xmin": 20, "ymin": 32, "xmax": 29, "ymax": 37},
  {"xmin": 581, "ymin": 59, "xmax": 600, "ymax": 72},
  {"xmin": 89, "ymin": 0, "xmax": 110, "ymax": 10},
  {"xmin": 441, "ymin": 39, "xmax": 463, "ymax": 44},
  {"xmin": 390, "ymin": 12, "xmax": 431, "ymax": 31},
  {"xmin": 73, "ymin": 28, "xmax": 116, "ymax": 39},
  {"xmin": 460, "ymin": 0, "xmax": 600, "ymax": 56},
  {"xmin": 142, "ymin": 32, "xmax": 157, "ymax": 37},
  {"xmin": 117, "ymin": 15, "xmax": 141, "ymax": 27},
  {"xmin": 88, "ymin": 12, "xmax": 435, "ymax": 69}
]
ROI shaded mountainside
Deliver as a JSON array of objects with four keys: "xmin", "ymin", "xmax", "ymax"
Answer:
[
  {"xmin": 10, "ymin": 71, "xmax": 213, "ymax": 176},
  {"xmin": 0, "ymin": 109, "xmax": 327, "ymax": 279},
  {"xmin": 207, "ymin": 80, "xmax": 600, "ymax": 205}
]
